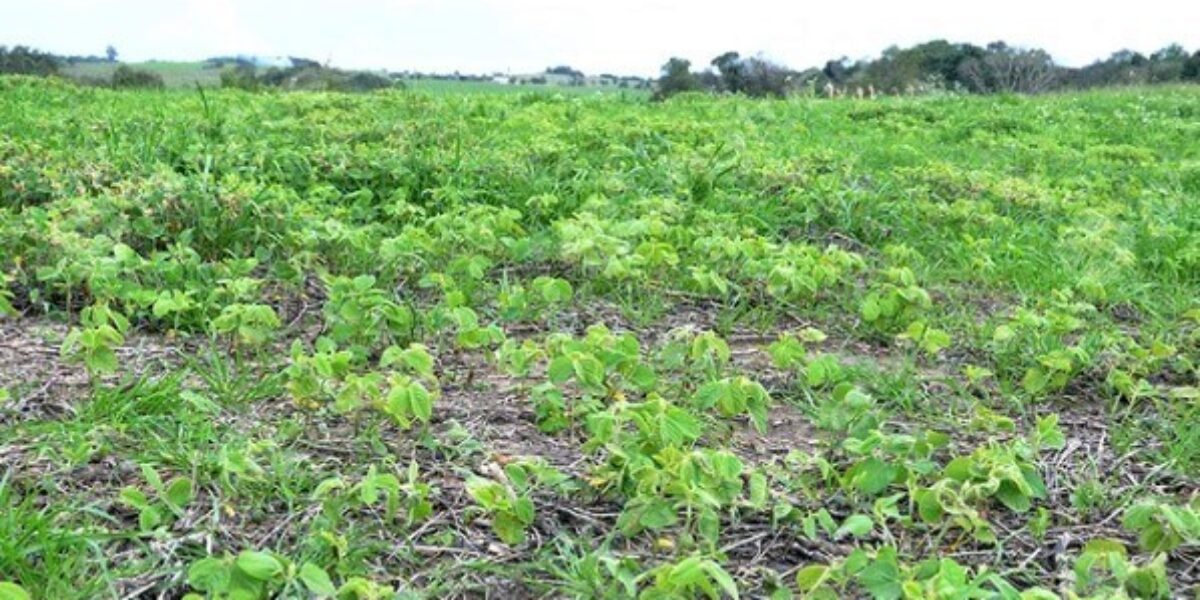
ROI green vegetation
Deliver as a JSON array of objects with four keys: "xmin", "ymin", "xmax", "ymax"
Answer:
[
  {"xmin": 0, "ymin": 76, "xmax": 1197, "ymax": 598},
  {"xmin": 110, "ymin": 64, "xmax": 165, "ymax": 89},
  {"xmin": 220, "ymin": 61, "xmax": 397, "ymax": 93}
]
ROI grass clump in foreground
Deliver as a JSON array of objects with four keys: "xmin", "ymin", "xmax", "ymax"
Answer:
[{"xmin": 0, "ymin": 75, "xmax": 1198, "ymax": 598}]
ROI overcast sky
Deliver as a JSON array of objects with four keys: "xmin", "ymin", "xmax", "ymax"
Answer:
[{"xmin": 4, "ymin": 0, "xmax": 1198, "ymax": 76}]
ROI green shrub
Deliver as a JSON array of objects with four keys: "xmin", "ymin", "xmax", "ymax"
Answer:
[
  {"xmin": 111, "ymin": 65, "xmax": 164, "ymax": 89},
  {"xmin": 219, "ymin": 64, "xmax": 259, "ymax": 90}
]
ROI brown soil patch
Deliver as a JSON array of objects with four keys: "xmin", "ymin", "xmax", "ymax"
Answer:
[{"xmin": 0, "ymin": 317, "xmax": 182, "ymax": 424}]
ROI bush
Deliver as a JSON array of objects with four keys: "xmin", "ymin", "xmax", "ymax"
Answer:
[
  {"xmin": 220, "ymin": 64, "xmax": 260, "ymax": 90},
  {"xmin": 283, "ymin": 67, "xmax": 330, "ymax": 90},
  {"xmin": 111, "ymin": 65, "xmax": 164, "ymax": 89},
  {"xmin": 228, "ymin": 64, "xmax": 396, "ymax": 93},
  {"xmin": 337, "ymin": 71, "xmax": 394, "ymax": 92}
]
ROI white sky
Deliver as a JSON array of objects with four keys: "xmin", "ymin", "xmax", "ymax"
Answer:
[{"xmin": 3, "ymin": 0, "xmax": 1197, "ymax": 77}]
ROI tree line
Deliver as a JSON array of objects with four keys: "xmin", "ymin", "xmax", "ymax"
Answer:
[
  {"xmin": 0, "ymin": 45, "xmax": 396, "ymax": 92},
  {"xmin": 656, "ymin": 40, "xmax": 1200, "ymax": 99},
  {"xmin": 216, "ymin": 59, "xmax": 395, "ymax": 93},
  {"xmin": 0, "ymin": 45, "xmax": 166, "ymax": 88},
  {"xmin": 5, "ymin": 41, "xmax": 1199, "ymax": 97}
]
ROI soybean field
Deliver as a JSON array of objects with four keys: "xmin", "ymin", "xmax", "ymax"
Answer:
[{"xmin": 0, "ymin": 76, "xmax": 1198, "ymax": 599}]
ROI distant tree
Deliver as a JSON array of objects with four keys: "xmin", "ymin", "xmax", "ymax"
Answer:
[
  {"xmin": 0, "ymin": 45, "xmax": 60, "ymax": 76},
  {"xmin": 696, "ymin": 69, "xmax": 721, "ymax": 91},
  {"xmin": 1058, "ymin": 45, "xmax": 1199, "ymax": 89},
  {"xmin": 788, "ymin": 68, "xmax": 824, "ymax": 94},
  {"xmin": 654, "ymin": 57, "xmax": 703, "ymax": 100},
  {"xmin": 959, "ymin": 42, "xmax": 1059, "ymax": 94},
  {"xmin": 822, "ymin": 58, "xmax": 858, "ymax": 84},
  {"xmin": 1147, "ymin": 44, "xmax": 1190, "ymax": 82},
  {"xmin": 288, "ymin": 56, "xmax": 321, "ymax": 69},
  {"xmin": 1184, "ymin": 51, "xmax": 1200, "ymax": 81},
  {"xmin": 1069, "ymin": 49, "xmax": 1150, "ymax": 88},
  {"xmin": 111, "ymin": 65, "xmax": 164, "ymax": 89},
  {"xmin": 859, "ymin": 45, "xmax": 925, "ymax": 91},
  {"xmin": 711, "ymin": 51, "xmax": 746, "ymax": 93},
  {"xmin": 105, "ymin": 45, "xmax": 118, "ymax": 62},
  {"xmin": 912, "ymin": 40, "xmax": 986, "ymax": 88},
  {"xmin": 1125, "ymin": 50, "xmax": 1149, "ymax": 67},
  {"xmin": 708, "ymin": 52, "xmax": 793, "ymax": 97},
  {"xmin": 1151, "ymin": 44, "xmax": 1188, "ymax": 62},
  {"xmin": 545, "ymin": 65, "xmax": 584, "ymax": 78},
  {"xmin": 817, "ymin": 40, "xmax": 1017, "ymax": 93},
  {"xmin": 865, "ymin": 40, "xmax": 986, "ymax": 91},
  {"xmin": 740, "ymin": 56, "xmax": 792, "ymax": 97}
]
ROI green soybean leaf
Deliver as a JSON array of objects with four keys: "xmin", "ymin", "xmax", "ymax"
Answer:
[
  {"xmin": 0, "ymin": 583, "xmax": 31, "ymax": 600},
  {"xmin": 299, "ymin": 562, "xmax": 337, "ymax": 597},
  {"xmin": 235, "ymin": 551, "xmax": 284, "ymax": 581},
  {"xmin": 835, "ymin": 514, "xmax": 874, "ymax": 539}
]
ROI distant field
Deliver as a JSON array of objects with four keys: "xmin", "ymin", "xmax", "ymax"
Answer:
[
  {"xmin": 403, "ymin": 77, "xmax": 651, "ymax": 97},
  {"xmin": 61, "ymin": 60, "xmax": 225, "ymax": 88},
  {"xmin": 60, "ymin": 62, "xmax": 648, "ymax": 96}
]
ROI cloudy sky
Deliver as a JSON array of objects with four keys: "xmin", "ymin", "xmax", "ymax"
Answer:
[{"xmin": 4, "ymin": 0, "xmax": 1197, "ymax": 76}]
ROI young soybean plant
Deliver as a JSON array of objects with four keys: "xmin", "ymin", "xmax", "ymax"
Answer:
[
  {"xmin": 60, "ymin": 300, "xmax": 130, "ymax": 382},
  {"xmin": 466, "ymin": 459, "xmax": 577, "ymax": 546},
  {"xmin": 766, "ymin": 328, "xmax": 851, "ymax": 389},
  {"xmin": 210, "ymin": 303, "xmax": 281, "ymax": 352},
  {"xmin": 321, "ymin": 274, "xmax": 416, "ymax": 359},
  {"xmin": 185, "ymin": 550, "xmax": 393, "ymax": 599},
  {"xmin": 465, "ymin": 472, "xmax": 537, "ymax": 546},
  {"xmin": 637, "ymin": 554, "xmax": 739, "ymax": 600},
  {"xmin": 117, "ymin": 464, "xmax": 194, "ymax": 533},
  {"xmin": 859, "ymin": 267, "xmax": 932, "ymax": 335},
  {"xmin": 1122, "ymin": 497, "xmax": 1200, "ymax": 553},
  {"xmin": 378, "ymin": 343, "xmax": 439, "ymax": 429},
  {"xmin": 313, "ymin": 462, "xmax": 435, "ymax": 529},
  {"xmin": 692, "ymin": 376, "xmax": 772, "ymax": 433},
  {"xmin": 1072, "ymin": 539, "xmax": 1171, "ymax": 599},
  {"xmin": 0, "ymin": 272, "xmax": 16, "ymax": 316}
]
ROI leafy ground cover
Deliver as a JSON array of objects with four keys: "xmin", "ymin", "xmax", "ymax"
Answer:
[{"xmin": 0, "ymin": 76, "xmax": 1197, "ymax": 598}]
